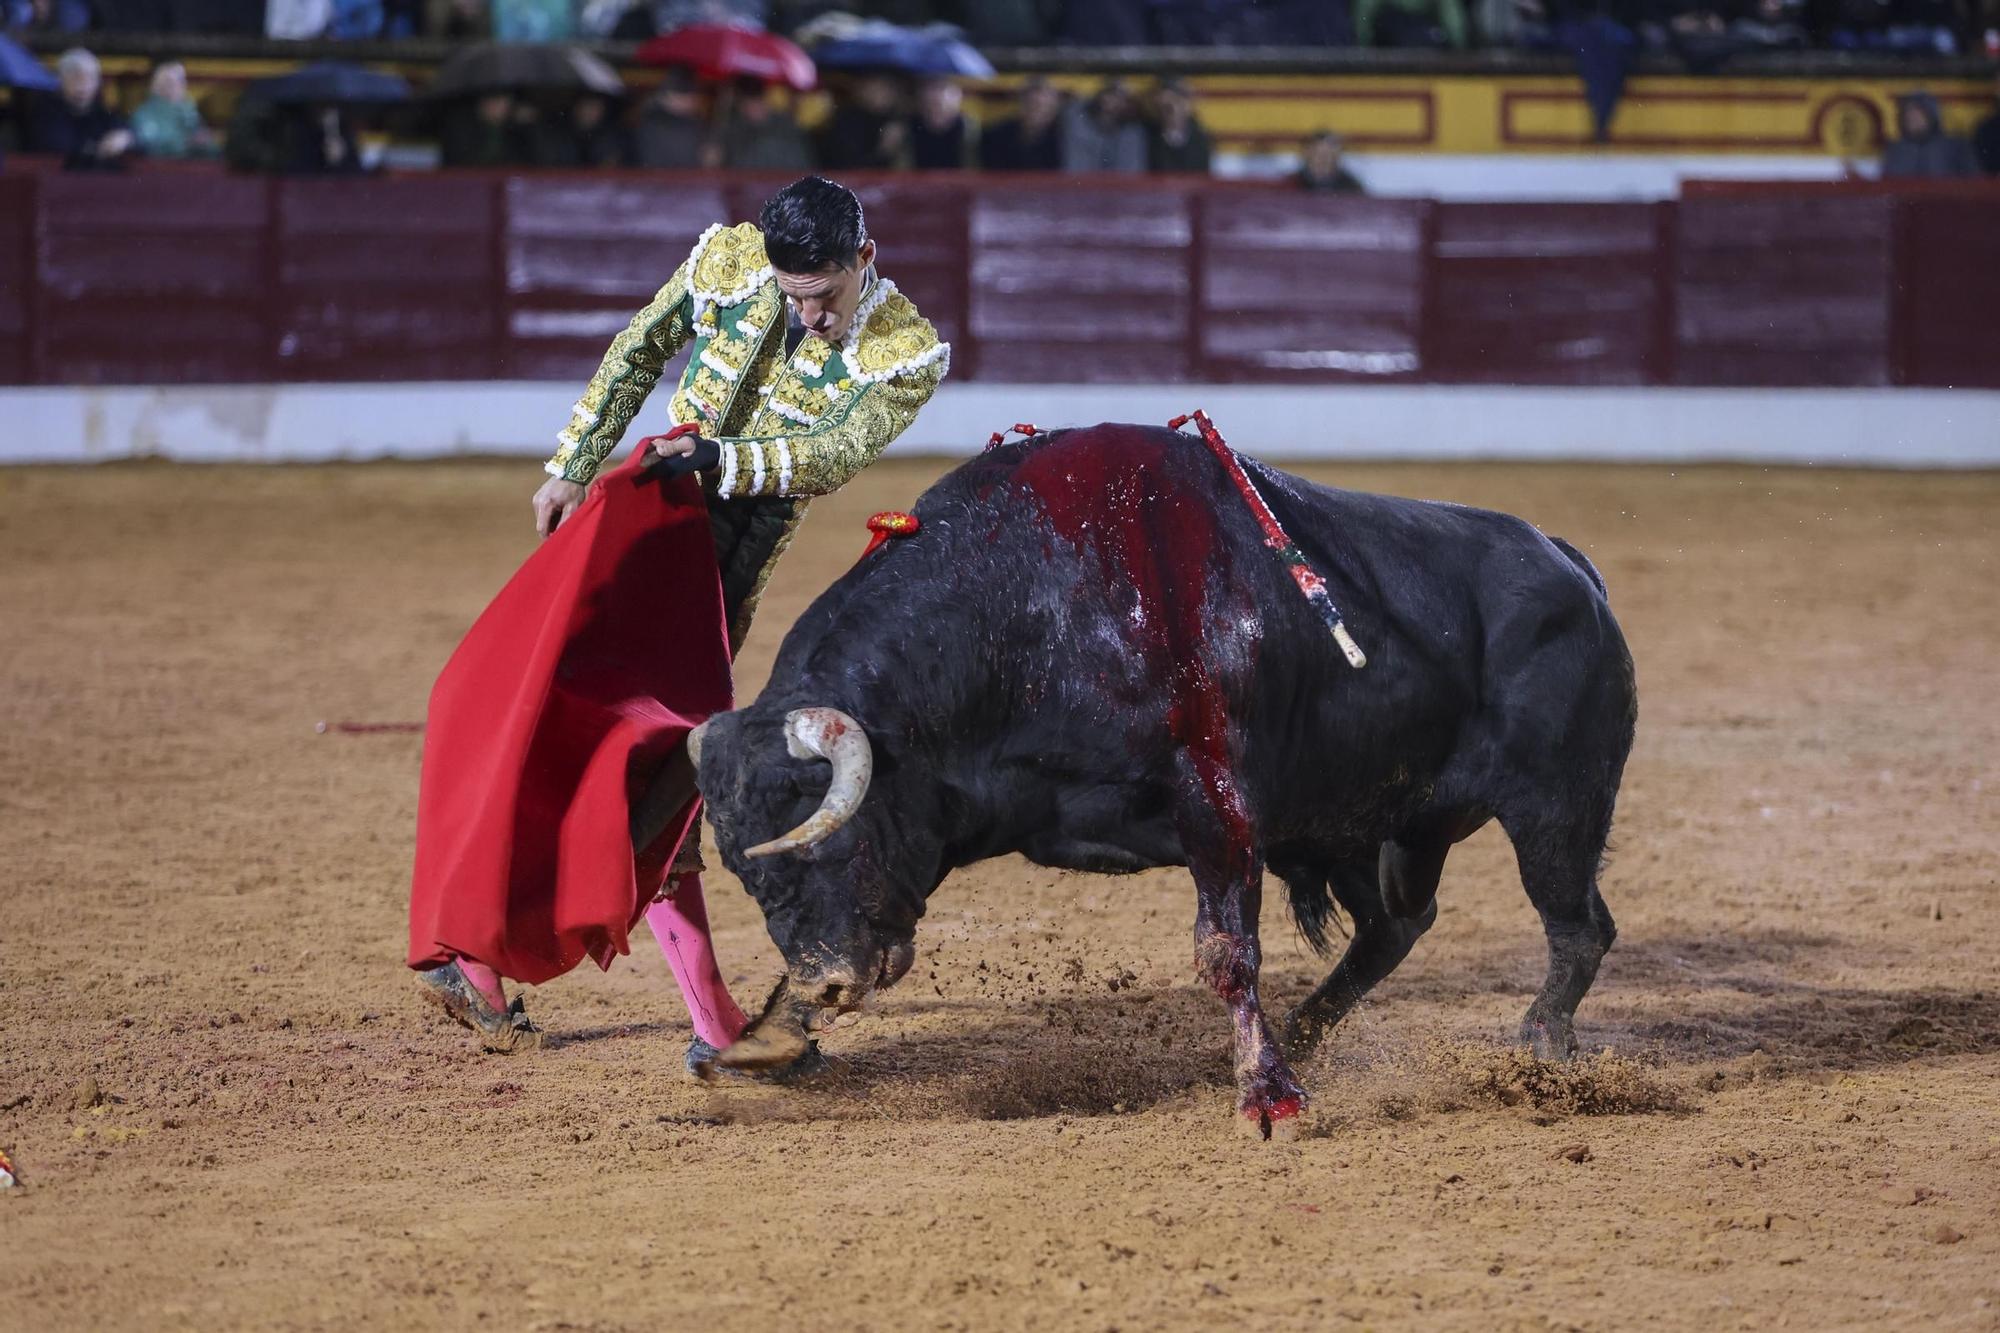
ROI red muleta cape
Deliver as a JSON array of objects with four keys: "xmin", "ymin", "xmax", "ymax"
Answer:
[{"xmin": 406, "ymin": 452, "xmax": 732, "ymax": 985}]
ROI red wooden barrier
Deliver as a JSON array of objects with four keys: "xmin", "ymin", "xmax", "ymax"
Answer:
[
  {"xmin": 0, "ymin": 177, "xmax": 31, "ymax": 385},
  {"xmin": 3, "ymin": 170, "xmax": 1996, "ymax": 391},
  {"xmin": 1427, "ymin": 202, "xmax": 1666, "ymax": 385}
]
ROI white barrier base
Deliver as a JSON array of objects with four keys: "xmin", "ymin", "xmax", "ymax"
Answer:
[{"xmin": 3, "ymin": 381, "xmax": 1995, "ymax": 468}]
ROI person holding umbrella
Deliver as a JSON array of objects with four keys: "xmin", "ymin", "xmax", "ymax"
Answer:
[
  {"xmin": 225, "ymin": 62, "xmax": 410, "ymax": 175},
  {"xmin": 411, "ymin": 177, "xmax": 950, "ymax": 1073},
  {"xmin": 428, "ymin": 42, "xmax": 624, "ymax": 169},
  {"xmin": 716, "ymin": 75, "xmax": 813, "ymax": 170}
]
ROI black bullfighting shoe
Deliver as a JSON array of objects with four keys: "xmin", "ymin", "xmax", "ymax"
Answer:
[
  {"xmin": 684, "ymin": 1035, "xmax": 830, "ymax": 1085},
  {"xmin": 416, "ymin": 961, "xmax": 545, "ymax": 1054}
]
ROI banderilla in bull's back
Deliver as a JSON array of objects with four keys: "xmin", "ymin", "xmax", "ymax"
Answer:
[{"xmin": 686, "ymin": 418, "xmax": 1635, "ymax": 1139}]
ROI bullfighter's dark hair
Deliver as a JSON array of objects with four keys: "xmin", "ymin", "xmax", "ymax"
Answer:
[{"xmin": 759, "ymin": 177, "xmax": 867, "ymax": 274}]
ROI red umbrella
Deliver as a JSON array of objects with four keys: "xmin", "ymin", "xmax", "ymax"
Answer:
[{"xmin": 636, "ymin": 24, "xmax": 816, "ymax": 91}]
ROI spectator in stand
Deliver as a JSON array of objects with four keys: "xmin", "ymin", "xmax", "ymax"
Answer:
[
  {"xmin": 516, "ymin": 93, "xmax": 628, "ymax": 167},
  {"xmin": 1974, "ymin": 73, "xmax": 2000, "ymax": 175},
  {"xmin": 717, "ymin": 78, "xmax": 812, "ymax": 170},
  {"xmin": 440, "ymin": 91, "xmax": 521, "ymax": 167},
  {"xmin": 329, "ymin": 0, "xmax": 385, "ymax": 38},
  {"xmin": 1729, "ymin": 0, "xmax": 1807, "ymax": 47},
  {"xmin": 1061, "ymin": 78, "xmax": 1145, "ymax": 173},
  {"xmin": 1666, "ymin": 0, "xmax": 1745, "ymax": 74},
  {"xmin": 1146, "ymin": 76, "xmax": 1211, "ymax": 174},
  {"xmin": 1881, "ymin": 90, "xmax": 1977, "ymax": 177},
  {"xmin": 431, "ymin": 0, "xmax": 488, "ymax": 35},
  {"xmin": 907, "ymin": 76, "xmax": 976, "ymax": 170},
  {"xmin": 818, "ymin": 74, "xmax": 907, "ymax": 170},
  {"xmin": 633, "ymin": 68, "xmax": 716, "ymax": 169},
  {"xmin": 282, "ymin": 104, "xmax": 365, "ymax": 173},
  {"xmin": 570, "ymin": 93, "xmax": 629, "ymax": 167},
  {"xmin": 980, "ymin": 75, "xmax": 1063, "ymax": 171},
  {"xmin": 1297, "ymin": 131, "xmax": 1365, "ymax": 193},
  {"xmin": 29, "ymin": 49, "xmax": 136, "ymax": 171},
  {"xmin": 1355, "ymin": 0, "xmax": 1469, "ymax": 47},
  {"xmin": 1826, "ymin": 0, "xmax": 1959, "ymax": 52},
  {"xmin": 131, "ymin": 62, "xmax": 222, "ymax": 159},
  {"xmin": 4, "ymin": 0, "xmax": 92, "ymax": 34}
]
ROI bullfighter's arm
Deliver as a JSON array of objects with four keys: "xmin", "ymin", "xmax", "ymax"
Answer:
[{"xmin": 543, "ymin": 260, "xmax": 696, "ymax": 486}]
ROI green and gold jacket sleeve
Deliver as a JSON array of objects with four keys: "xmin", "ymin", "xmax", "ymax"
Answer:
[
  {"xmin": 544, "ymin": 260, "xmax": 696, "ymax": 486},
  {"xmin": 713, "ymin": 283, "xmax": 950, "ymax": 500}
]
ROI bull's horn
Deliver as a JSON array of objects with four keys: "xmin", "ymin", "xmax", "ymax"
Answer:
[
  {"xmin": 743, "ymin": 707, "xmax": 873, "ymax": 858},
  {"xmin": 685, "ymin": 718, "xmax": 712, "ymax": 767}
]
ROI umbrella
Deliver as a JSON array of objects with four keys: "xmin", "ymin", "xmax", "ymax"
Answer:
[
  {"xmin": 636, "ymin": 24, "xmax": 815, "ymax": 91},
  {"xmin": 0, "ymin": 35, "xmax": 59, "ymax": 92},
  {"xmin": 428, "ymin": 43, "xmax": 624, "ymax": 100},
  {"xmin": 246, "ymin": 61, "xmax": 411, "ymax": 105},
  {"xmin": 810, "ymin": 25, "xmax": 993, "ymax": 79}
]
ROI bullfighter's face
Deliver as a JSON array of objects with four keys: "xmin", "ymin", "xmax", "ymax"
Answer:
[{"xmin": 774, "ymin": 238, "xmax": 878, "ymax": 344}]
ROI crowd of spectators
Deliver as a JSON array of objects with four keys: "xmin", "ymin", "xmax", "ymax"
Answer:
[
  {"xmin": 5, "ymin": 0, "xmax": 1998, "ymax": 57},
  {"xmin": 9, "ymin": 39, "xmax": 2000, "ymax": 180},
  {"xmin": 420, "ymin": 69, "xmax": 1221, "ymax": 172}
]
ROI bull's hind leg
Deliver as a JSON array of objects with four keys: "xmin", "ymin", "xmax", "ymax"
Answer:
[
  {"xmin": 1282, "ymin": 837, "xmax": 1447, "ymax": 1057},
  {"xmin": 1176, "ymin": 782, "xmax": 1305, "ymax": 1138},
  {"xmin": 1503, "ymin": 805, "xmax": 1618, "ymax": 1061}
]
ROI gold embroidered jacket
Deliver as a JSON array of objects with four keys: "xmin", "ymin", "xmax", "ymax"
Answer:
[{"xmin": 545, "ymin": 221, "xmax": 950, "ymax": 644}]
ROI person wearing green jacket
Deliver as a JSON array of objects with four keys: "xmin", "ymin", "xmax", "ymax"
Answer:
[{"xmin": 130, "ymin": 62, "xmax": 221, "ymax": 159}]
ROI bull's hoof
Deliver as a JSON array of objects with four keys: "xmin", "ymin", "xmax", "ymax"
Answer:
[
  {"xmin": 1520, "ymin": 1012, "xmax": 1578, "ymax": 1062},
  {"xmin": 685, "ymin": 1036, "xmax": 829, "ymax": 1085},
  {"xmin": 417, "ymin": 963, "xmax": 543, "ymax": 1054},
  {"xmin": 1239, "ymin": 1093, "xmax": 1307, "ymax": 1143}
]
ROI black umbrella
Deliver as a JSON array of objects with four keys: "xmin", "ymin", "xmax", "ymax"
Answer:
[
  {"xmin": 427, "ymin": 43, "xmax": 624, "ymax": 100},
  {"xmin": 247, "ymin": 61, "xmax": 412, "ymax": 106}
]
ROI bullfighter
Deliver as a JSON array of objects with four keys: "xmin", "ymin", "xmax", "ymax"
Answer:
[{"xmin": 408, "ymin": 176, "xmax": 950, "ymax": 1075}]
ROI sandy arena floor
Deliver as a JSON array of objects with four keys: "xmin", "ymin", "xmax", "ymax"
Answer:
[{"xmin": 1, "ymin": 454, "xmax": 1996, "ymax": 1331}]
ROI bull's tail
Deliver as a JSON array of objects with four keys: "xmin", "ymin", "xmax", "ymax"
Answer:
[
  {"xmin": 1271, "ymin": 858, "xmax": 1348, "ymax": 958},
  {"xmin": 1550, "ymin": 536, "xmax": 1607, "ymax": 597}
]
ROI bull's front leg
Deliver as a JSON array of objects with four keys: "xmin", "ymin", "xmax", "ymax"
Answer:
[{"xmin": 1179, "ymin": 775, "xmax": 1308, "ymax": 1139}]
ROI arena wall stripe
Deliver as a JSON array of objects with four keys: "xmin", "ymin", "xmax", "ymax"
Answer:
[{"xmin": 3, "ymin": 383, "xmax": 1995, "ymax": 469}]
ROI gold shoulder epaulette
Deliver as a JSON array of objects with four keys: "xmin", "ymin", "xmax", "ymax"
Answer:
[
  {"xmin": 846, "ymin": 280, "xmax": 952, "ymax": 385},
  {"xmin": 688, "ymin": 222, "xmax": 773, "ymax": 314}
]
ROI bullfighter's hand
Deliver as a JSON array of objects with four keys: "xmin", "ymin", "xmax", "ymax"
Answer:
[
  {"xmin": 650, "ymin": 434, "xmax": 722, "ymax": 477},
  {"xmin": 533, "ymin": 476, "xmax": 586, "ymax": 538}
]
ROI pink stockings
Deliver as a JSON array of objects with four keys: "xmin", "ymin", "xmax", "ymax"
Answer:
[
  {"xmin": 644, "ymin": 874, "xmax": 748, "ymax": 1048},
  {"xmin": 456, "ymin": 957, "xmax": 508, "ymax": 1014},
  {"xmin": 446, "ymin": 876, "xmax": 745, "ymax": 1049}
]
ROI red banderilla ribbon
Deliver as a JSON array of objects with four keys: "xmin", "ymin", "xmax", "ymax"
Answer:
[{"xmin": 1168, "ymin": 409, "xmax": 1367, "ymax": 670}]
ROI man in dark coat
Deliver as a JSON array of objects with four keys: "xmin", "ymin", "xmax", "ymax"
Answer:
[
  {"xmin": 980, "ymin": 76, "xmax": 1062, "ymax": 171},
  {"xmin": 1882, "ymin": 91, "xmax": 1977, "ymax": 178},
  {"xmin": 1146, "ymin": 77, "xmax": 1213, "ymax": 174},
  {"xmin": 28, "ymin": 48, "xmax": 135, "ymax": 170}
]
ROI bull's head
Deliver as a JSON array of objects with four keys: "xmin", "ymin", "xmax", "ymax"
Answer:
[{"xmin": 687, "ymin": 704, "xmax": 935, "ymax": 1070}]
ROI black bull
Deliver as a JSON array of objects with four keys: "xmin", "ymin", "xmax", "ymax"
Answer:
[{"xmin": 689, "ymin": 423, "xmax": 1637, "ymax": 1134}]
